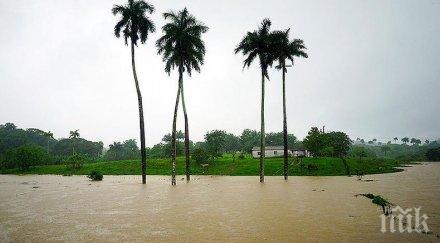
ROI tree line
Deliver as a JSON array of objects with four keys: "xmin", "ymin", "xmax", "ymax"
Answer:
[
  {"xmin": 0, "ymin": 123, "xmax": 102, "ymax": 170},
  {"xmin": 1, "ymin": 122, "xmax": 439, "ymax": 172}
]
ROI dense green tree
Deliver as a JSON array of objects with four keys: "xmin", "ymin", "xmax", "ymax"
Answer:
[
  {"xmin": 161, "ymin": 131, "xmax": 184, "ymax": 142},
  {"xmin": 265, "ymin": 132, "xmax": 297, "ymax": 149},
  {"xmin": 380, "ymin": 145, "xmax": 391, "ymax": 156},
  {"xmin": 2, "ymin": 144, "xmax": 49, "ymax": 170},
  {"xmin": 272, "ymin": 28, "xmax": 307, "ymax": 180},
  {"xmin": 410, "ymin": 138, "xmax": 421, "ymax": 146},
  {"xmin": 327, "ymin": 132, "xmax": 351, "ymax": 157},
  {"xmin": 157, "ymin": 8, "xmax": 208, "ymax": 185},
  {"xmin": 112, "ymin": 0, "xmax": 156, "ymax": 184},
  {"xmin": 192, "ymin": 147, "xmax": 209, "ymax": 164},
  {"xmin": 105, "ymin": 139, "xmax": 140, "ymax": 161},
  {"xmin": 52, "ymin": 138, "xmax": 103, "ymax": 159},
  {"xmin": 303, "ymin": 128, "xmax": 351, "ymax": 158},
  {"xmin": 303, "ymin": 127, "xmax": 323, "ymax": 156},
  {"xmin": 204, "ymin": 130, "xmax": 227, "ymax": 160},
  {"xmin": 426, "ymin": 147, "xmax": 440, "ymax": 161},
  {"xmin": 350, "ymin": 146, "xmax": 368, "ymax": 161},
  {"xmin": 240, "ymin": 129, "xmax": 260, "ymax": 153},
  {"xmin": 0, "ymin": 123, "xmax": 47, "ymax": 154},
  {"xmin": 224, "ymin": 133, "xmax": 240, "ymax": 162},
  {"xmin": 235, "ymin": 19, "xmax": 278, "ymax": 182}
]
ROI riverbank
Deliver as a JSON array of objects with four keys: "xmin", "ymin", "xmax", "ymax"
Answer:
[
  {"xmin": 0, "ymin": 156, "xmax": 407, "ymax": 176},
  {"xmin": 0, "ymin": 163, "xmax": 438, "ymax": 242}
]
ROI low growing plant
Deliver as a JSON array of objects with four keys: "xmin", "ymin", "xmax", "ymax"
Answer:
[{"xmin": 87, "ymin": 170, "xmax": 103, "ymax": 181}]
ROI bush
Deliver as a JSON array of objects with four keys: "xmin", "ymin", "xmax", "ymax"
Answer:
[
  {"xmin": 238, "ymin": 153, "xmax": 245, "ymax": 160},
  {"xmin": 87, "ymin": 170, "xmax": 103, "ymax": 181},
  {"xmin": 192, "ymin": 147, "xmax": 209, "ymax": 164},
  {"xmin": 66, "ymin": 154, "xmax": 87, "ymax": 170}
]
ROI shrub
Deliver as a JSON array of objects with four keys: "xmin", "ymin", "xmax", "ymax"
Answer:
[
  {"xmin": 238, "ymin": 153, "xmax": 245, "ymax": 160},
  {"xmin": 87, "ymin": 170, "xmax": 103, "ymax": 181},
  {"xmin": 192, "ymin": 147, "xmax": 209, "ymax": 164},
  {"xmin": 66, "ymin": 154, "xmax": 87, "ymax": 170}
]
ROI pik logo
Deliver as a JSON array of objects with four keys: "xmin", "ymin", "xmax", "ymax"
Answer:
[{"xmin": 380, "ymin": 206, "xmax": 429, "ymax": 233}]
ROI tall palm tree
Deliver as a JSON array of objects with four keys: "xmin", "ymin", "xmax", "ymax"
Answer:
[
  {"xmin": 112, "ymin": 0, "xmax": 155, "ymax": 184},
  {"xmin": 235, "ymin": 19, "xmax": 276, "ymax": 183},
  {"xmin": 157, "ymin": 8, "xmax": 208, "ymax": 185},
  {"xmin": 69, "ymin": 130, "xmax": 80, "ymax": 155},
  {"xmin": 272, "ymin": 29, "xmax": 307, "ymax": 180},
  {"xmin": 45, "ymin": 131, "xmax": 54, "ymax": 154}
]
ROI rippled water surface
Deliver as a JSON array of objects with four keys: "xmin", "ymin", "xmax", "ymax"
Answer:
[{"xmin": 0, "ymin": 163, "xmax": 439, "ymax": 242}]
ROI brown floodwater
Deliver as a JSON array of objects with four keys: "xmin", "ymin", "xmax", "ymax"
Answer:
[{"xmin": 0, "ymin": 163, "xmax": 439, "ymax": 242}]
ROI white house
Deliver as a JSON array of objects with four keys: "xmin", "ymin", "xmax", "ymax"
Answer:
[
  {"xmin": 252, "ymin": 146, "xmax": 287, "ymax": 158},
  {"xmin": 251, "ymin": 146, "xmax": 311, "ymax": 158}
]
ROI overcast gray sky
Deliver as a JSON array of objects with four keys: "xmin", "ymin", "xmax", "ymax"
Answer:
[{"xmin": 0, "ymin": 0, "xmax": 439, "ymax": 147}]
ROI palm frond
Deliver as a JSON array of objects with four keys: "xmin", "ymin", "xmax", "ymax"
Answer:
[
  {"xmin": 112, "ymin": 0, "xmax": 155, "ymax": 46},
  {"xmin": 157, "ymin": 7, "xmax": 208, "ymax": 76}
]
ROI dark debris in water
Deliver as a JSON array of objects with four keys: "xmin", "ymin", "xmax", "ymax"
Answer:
[{"xmin": 355, "ymin": 193, "xmax": 394, "ymax": 215}]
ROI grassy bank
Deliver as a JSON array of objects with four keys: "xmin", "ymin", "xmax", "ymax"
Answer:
[{"xmin": 0, "ymin": 155, "xmax": 407, "ymax": 176}]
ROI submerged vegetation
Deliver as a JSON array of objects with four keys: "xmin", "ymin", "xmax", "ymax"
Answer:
[{"xmin": 356, "ymin": 193, "xmax": 393, "ymax": 215}]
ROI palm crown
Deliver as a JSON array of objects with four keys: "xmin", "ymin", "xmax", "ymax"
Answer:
[
  {"xmin": 69, "ymin": 130, "xmax": 80, "ymax": 139},
  {"xmin": 272, "ymin": 29, "xmax": 308, "ymax": 72},
  {"xmin": 156, "ymin": 8, "xmax": 208, "ymax": 75},
  {"xmin": 234, "ymin": 19, "xmax": 276, "ymax": 78},
  {"xmin": 112, "ymin": 0, "xmax": 156, "ymax": 45}
]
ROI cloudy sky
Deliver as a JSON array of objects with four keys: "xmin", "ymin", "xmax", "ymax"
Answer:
[{"xmin": 0, "ymin": 0, "xmax": 439, "ymax": 147}]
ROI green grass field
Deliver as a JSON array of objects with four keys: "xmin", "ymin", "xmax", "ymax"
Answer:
[{"xmin": 0, "ymin": 154, "xmax": 406, "ymax": 176}]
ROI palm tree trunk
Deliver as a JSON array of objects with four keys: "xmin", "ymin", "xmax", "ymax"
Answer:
[
  {"xmin": 260, "ymin": 69, "xmax": 266, "ymax": 183},
  {"xmin": 131, "ymin": 42, "xmax": 147, "ymax": 184},
  {"xmin": 180, "ymin": 77, "xmax": 190, "ymax": 182},
  {"xmin": 282, "ymin": 65, "xmax": 288, "ymax": 180},
  {"xmin": 171, "ymin": 69, "xmax": 182, "ymax": 186}
]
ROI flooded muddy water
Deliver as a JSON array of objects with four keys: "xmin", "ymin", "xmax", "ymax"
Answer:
[{"xmin": 0, "ymin": 163, "xmax": 439, "ymax": 242}]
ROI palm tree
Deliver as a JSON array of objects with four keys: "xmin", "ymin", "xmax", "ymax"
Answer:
[
  {"xmin": 156, "ymin": 8, "xmax": 208, "ymax": 185},
  {"xmin": 235, "ymin": 19, "xmax": 277, "ymax": 183},
  {"xmin": 401, "ymin": 137, "xmax": 409, "ymax": 145},
  {"xmin": 393, "ymin": 137, "xmax": 398, "ymax": 144},
  {"xmin": 272, "ymin": 28, "xmax": 307, "ymax": 180},
  {"xmin": 45, "ymin": 131, "xmax": 54, "ymax": 154},
  {"xmin": 69, "ymin": 130, "xmax": 80, "ymax": 155},
  {"xmin": 112, "ymin": 0, "xmax": 155, "ymax": 184}
]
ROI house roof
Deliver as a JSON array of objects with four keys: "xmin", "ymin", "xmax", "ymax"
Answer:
[
  {"xmin": 252, "ymin": 146, "xmax": 284, "ymax": 150},
  {"xmin": 251, "ymin": 146, "xmax": 308, "ymax": 151}
]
